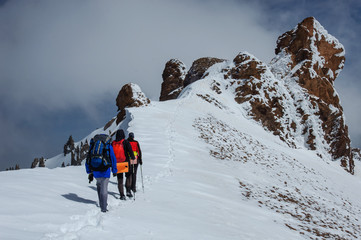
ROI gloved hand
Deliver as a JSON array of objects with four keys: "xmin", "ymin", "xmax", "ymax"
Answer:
[
  {"xmin": 88, "ymin": 173, "xmax": 94, "ymax": 183},
  {"xmin": 139, "ymin": 158, "xmax": 143, "ymax": 165},
  {"xmin": 113, "ymin": 172, "xmax": 117, "ymax": 177}
]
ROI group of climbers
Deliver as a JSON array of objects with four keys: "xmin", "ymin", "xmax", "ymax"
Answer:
[{"xmin": 85, "ymin": 129, "xmax": 142, "ymax": 212}]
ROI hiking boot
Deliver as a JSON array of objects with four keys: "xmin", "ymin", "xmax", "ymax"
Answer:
[
  {"xmin": 126, "ymin": 191, "xmax": 133, "ymax": 198},
  {"xmin": 120, "ymin": 195, "xmax": 126, "ymax": 200}
]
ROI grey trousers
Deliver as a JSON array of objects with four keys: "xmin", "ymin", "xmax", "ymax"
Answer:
[{"xmin": 96, "ymin": 177, "xmax": 109, "ymax": 212}]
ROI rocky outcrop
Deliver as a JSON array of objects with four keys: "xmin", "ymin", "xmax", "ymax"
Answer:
[
  {"xmin": 352, "ymin": 148, "xmax": 361, "ymax": 162},
  {"xmin": 184, "ymin": 57, "xmax": 225, "ymax": 87},
  {"xmin": 159, "ymin": 59, "xmax": 187, "ymax": 101},
  {"xmin": 182, "ymin": 17, "xmax": 354, "ymax": 173},
  {"xmin": 224, "ymin": 52, "xmax": 298, "ymax": 147},
  {"xmin": 103, "ymin": 118, "xmax": 116, "ymax": 131},
  {"xmin": 270, "ymin": 17, "xmax": 353, "ymax": 173},
  {"xmin": 275, "ymin": 17, "xmax": 345, "ymax": 84},
  {"xmin": 116, "ymin": 83, "xmax": 150, "ymax": 124},
  {"xmin": 231, "ymin": 54, "xmax": 280, "ymax": 132}
]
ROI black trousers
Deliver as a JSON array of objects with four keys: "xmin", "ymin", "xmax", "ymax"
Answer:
[{"xmin": 125, "ymin": 164, "xmax": 139, "ymax": 192}]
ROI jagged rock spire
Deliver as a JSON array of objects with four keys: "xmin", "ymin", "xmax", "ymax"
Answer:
[{"xmin": 271, "ymin": 17, "xmax": 353, "ymax": 173}]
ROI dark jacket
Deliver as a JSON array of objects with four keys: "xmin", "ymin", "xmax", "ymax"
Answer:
[{"xmin": 115, "ymin": 129, "xmax": 135, "ymax": 162}]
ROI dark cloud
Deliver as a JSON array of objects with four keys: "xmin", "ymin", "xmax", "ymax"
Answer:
[{"xmin": 0, "ymin": 0, "xmax": 8, "ymax": 7}]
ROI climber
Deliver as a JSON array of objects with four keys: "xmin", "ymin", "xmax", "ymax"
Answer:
[
  {"xmin": 112, "ymin": 129, "xmax": 135, "ymax": 200},
  {"xmin": 86, "ymin": 134, "xmax": 117, "ymax": 213},
  {"xmin": 127, "ymin": 132, "xmax": 143, "ymax": 193}
]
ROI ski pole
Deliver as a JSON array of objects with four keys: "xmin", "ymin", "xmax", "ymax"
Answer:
[
  {"xmin": 133, "ymin": 163, "xmax": 136, "ymax": 201},
  {"xmin": 140, "ymin": 164, "xmax": 144, "ymax": 193}
]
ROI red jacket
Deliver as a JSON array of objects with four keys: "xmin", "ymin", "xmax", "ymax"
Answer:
[{"xmin": 128, "ymin": 139, "xmax": 142, "ymax": 162}]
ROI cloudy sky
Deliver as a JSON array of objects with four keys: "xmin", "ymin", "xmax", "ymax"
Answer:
[{"xmin": 0, "ymin": 0, "xmax": 360, "ymax": 170}]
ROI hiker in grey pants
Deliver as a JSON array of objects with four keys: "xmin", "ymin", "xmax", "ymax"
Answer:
[
  {"xmin": 85, "ymin": 134, "xmax": 118, "ymax": 213},
  {"xmin": 96, "ymin": 178, "xmax": 110, "ymax": 212}
]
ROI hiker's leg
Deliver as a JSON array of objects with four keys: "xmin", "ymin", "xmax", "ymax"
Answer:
[
  {"xmin": 96, "ymin": 178, "xmax": 103, "ymax": 209},
  {"xmin": 97, "ymin": 177, "xmax": 109, "ymax": 212},
  {"xmin": 125, "ymin": 171, "xmax": 132, "ymax": 193},
  {"xmin": 117, "ymin": 173, "xmax": 125, "ymax": 197},
  {"xmin": 132, "ymin": 164, "xmax": 139, "ymax": 192}
]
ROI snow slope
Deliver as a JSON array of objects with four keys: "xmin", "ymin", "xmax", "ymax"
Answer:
[{"xmin": 1, "ymin": 78, "xmax": 361, "ymax": 240}]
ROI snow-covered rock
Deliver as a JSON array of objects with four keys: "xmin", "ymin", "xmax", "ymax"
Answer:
[
  {"xmin": 115, "ymin": 83, "xmax": 150, "ymax": 124},
  {"xmin": 168, "ymin": 17, "xmax": 354, "ymax": 173},
  {"xmin": 183, "ymin": 57, "xmax": 226, "ymax": 87},
  {"xmin": 159, "ymin": 59, "xmax": 187, "ymax": 101},
  {"xmin": 270, "ymin": 17, "xmax": 352, "ymax": 173}
]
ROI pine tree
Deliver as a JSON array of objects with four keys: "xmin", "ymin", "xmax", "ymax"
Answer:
[
  {"xmin": 71, "ymin": 151, "xmax": 76, "ymax": 166},
  {"xmin": 67, "ymin": 135, "xmax": 75, "ymax": 151},
  {"xmin": 31, "ymin": 158, "xmax": 39, "ymax": 168},
  {"xmin": 63, "ymin": 135, "xmax": 75, "ymax": 156},
  {"xmin": 39, "ymin": 157, "xmax": 45, "ymax": 167}
]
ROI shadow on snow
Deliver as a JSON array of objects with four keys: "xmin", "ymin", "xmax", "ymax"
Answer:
[{"xmin": 61, "ymin": 193, "xmax": 97, "ymax": 205}]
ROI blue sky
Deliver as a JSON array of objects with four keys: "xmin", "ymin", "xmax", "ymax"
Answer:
[{"xmin": 0, "ymin": 0, "xmax": 360, "ymax": 170}]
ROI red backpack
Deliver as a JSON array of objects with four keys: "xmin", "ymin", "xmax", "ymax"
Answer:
[
  {"xmin": 112, "ymin": 140, "xmax": 126, "ymax": 163},
  {"xmin": 129, "ymin": 141, "xmax": 139, "ymax": 164}
]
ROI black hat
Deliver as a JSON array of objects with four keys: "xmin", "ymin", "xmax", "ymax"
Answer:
[
  {"xmin": 129, "ymin": 132, "xmax": 134, "ymax": 139},
  {"xmin": 116, "ymin": 129, "xmax": 125, "ymax": 141}
]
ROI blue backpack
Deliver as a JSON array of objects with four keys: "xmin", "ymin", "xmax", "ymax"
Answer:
[{"xmin": 87, "ymin": 134, "xmax": 112, "ymax": 172}]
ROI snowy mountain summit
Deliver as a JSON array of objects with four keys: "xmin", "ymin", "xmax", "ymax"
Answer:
[
  {"xmin": 6, "ymin": 17, "xmax": 361, "ymax": 240},
  {"xmin": 161, "ymin": 16, "xmax": 356, "ymax": 174}
]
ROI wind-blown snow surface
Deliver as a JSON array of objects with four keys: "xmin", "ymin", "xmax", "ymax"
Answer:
[{"xmin": 1, "ymin": 79, "xmax": 361, "ymax": 239}]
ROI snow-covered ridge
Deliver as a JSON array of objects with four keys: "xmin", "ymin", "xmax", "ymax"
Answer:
[{"xmin": 2, "ymin": 75, "xmax": 361, "ymax": 239}]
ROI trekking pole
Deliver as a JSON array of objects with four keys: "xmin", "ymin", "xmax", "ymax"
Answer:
[
  {"xmin": 133, "ymin": 164, "xmax": 136, "ymax": 201},
  {"xmin": 140, "ymin": 164, "xmax": 144, "ymax": 193}
]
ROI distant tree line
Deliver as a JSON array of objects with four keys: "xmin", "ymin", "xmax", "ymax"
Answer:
[
  {"xmin": 6, "ymin": 164, "xmax": 20, "ymax": 171},
  {"xmin": 30, "ymin": 157, "xmax": 45, "ymax": 168},
  {"xmin": 29, "ymin": 135, "xmax": 89, "ymax": 169}
]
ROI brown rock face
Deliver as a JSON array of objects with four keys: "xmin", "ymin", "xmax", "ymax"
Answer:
[
  {"xmin": 225, "ymin": 52, "xmax": 295, "ymax": 146},
  {"xmin": 212, "ymin": 17, "xmax": 353, "ymax": 173},
  {"xmin": 275, "ymin": 17, "xmax": 345, "ymax": 106},
  {"xmin": 115, "ymin": 83, "xmax": 150, "ymax": 124},
  {"xmin": 159, "ymin": 59, "xmax": 186, "ymax": 101},
  {"xmin": 273, "ymin": 17, "xmax": 353, "ymax": 173},
  {"xmin": 184, "ymin": 57, "xmax": 225, "ymax": 87},
  {"xmin": 276, "ymin": 17, "xmax": 345, "ymax": 83},
  {"xmin": 231, "ymin": 53, "xmax": 266, "ymax": 81}
]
